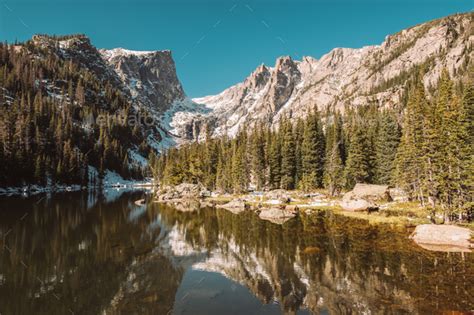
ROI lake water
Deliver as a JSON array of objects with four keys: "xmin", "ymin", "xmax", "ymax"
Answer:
[{"xmin": 0, "ymin": 190, "xmax": 472, "ymax": 315}]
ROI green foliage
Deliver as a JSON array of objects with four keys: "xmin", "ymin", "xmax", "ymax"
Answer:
[
  {"xmin": 300, "ymin": 108, "xmax": 325, "ymax": 191},
  {"xmin": 375, "ymin": 110, "xmax": 401, "ymax": 185},
  {"xmin": 153, "ymin": 67, "xmax": 471, "ymax": 219},
  {"xmin": 344, "ymin": 126, "xmax": 372, "ymax": 188},
  {"xmin": 323, "ymin": 111, "xmax": 345, "ymax": 196},
  {"xmin": 0, "ymin": 41, "xmax": 146, "ymax": 186},
  {"xmin": 280, "ymin": 118, "xmax": 296, "ymax": 190}
]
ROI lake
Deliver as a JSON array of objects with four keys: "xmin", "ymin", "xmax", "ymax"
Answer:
[{"xmin": 0, "ymin": 190, "xmax": 472, "ymax": 314}]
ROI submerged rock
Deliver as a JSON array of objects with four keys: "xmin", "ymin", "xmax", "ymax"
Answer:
[
  {"xmin": 217, "ymin": 199, "xmax": 250, "ymax": 214},
  {"xmin": 259, "ymin": 206, "xmax": 298, "ymax": 224},
  {"xmin": 340, "ymin": 198, "xmax": 375, "ymax": 212},
  {"xmin": 410, "ymin": 224, "xmax": 473, "ymax": 252}
]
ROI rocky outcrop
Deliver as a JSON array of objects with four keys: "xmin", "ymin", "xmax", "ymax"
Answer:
[
  {"xmin": 410, "ymin": 224, "xmax": 473, "ymax": 252},
  {"xmin": 340, "ymin": 183, "xmax": 391, "ymax": 211},
  {"xmin": 100, "ymin": 48, "xmax": 185, "ymax": 114}
]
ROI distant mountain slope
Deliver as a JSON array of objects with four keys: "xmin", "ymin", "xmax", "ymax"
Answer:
[{"xmin": 169, "ymin": 12, "xmax": 472, "ymax": 141}]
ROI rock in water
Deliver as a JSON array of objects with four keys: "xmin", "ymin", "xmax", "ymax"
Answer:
[
  {"xmin": 340, "ymin": 198, "xmax": 374, "ymax": 212},
  {"xmin": 259, "ymin": 207, "xmax": 298, "ymax": 225},
  {"xmin": 217, "ymin": 199, "xmax": 249, "ymax": 214},
  {"xmin": 410, "ymin": 224, "xmax": 473, "ymax": 252}
]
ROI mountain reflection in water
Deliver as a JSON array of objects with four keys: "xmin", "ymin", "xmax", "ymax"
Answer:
[{"xmin": 0, "ymin": 191, "xmax": 472, "ymax": 315}]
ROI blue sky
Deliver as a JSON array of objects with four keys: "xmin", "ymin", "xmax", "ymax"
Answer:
[{"xmin": 1, "ymin": 0, "xmax": 472, "ymax": 97}]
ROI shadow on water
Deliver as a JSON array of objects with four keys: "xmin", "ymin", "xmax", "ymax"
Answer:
[{"xmin": 0, "ymin": 192, "xmax": 472, "ymax": 315}]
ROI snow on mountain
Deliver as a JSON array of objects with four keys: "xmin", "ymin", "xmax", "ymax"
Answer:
[
  {"xmin": 99, "ymin": 47, "xmax": 185, "ymax": 114},
  {"xmin": 174, "ymin": 13, "xmax": 473, "ymax": 141}
]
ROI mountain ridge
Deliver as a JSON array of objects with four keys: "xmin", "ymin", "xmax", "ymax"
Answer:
[{"xmin": 164, "ymin": 12, "xmax": 472, "ymax": 142}]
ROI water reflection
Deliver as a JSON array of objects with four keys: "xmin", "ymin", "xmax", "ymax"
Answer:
[{"xmin": 0, "ymin": 192, "xmax": 472, "ymax": 315}]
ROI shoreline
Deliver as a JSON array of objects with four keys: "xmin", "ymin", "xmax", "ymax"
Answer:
[
  {"xmin": 0, "ymin": 181, "xmax": 155, "ymax": 197},
  {"xmin": 154, "ymin": 184, "xmax": 473, "ymax": 252}
]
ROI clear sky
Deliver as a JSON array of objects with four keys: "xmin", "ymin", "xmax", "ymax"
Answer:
[{"xmin": 0, "ymin": 0, "xmax": 472, "ymax": 97}]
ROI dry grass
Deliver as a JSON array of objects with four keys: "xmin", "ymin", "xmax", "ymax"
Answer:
[{"xmin": 207, "ymin": 192, "xmax": 469, "ymax": 228}]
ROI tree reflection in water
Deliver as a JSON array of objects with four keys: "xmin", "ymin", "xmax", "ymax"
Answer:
[{"xmin": 0, "ymin": 191, "xmax": 472, "ymax": 315}]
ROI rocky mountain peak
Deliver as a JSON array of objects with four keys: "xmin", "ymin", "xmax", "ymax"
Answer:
[
  {"xmin": 265, "ymin": 56, "xmax": 302, "ymax": 112},
  {"xmin": 100, "ymin": 48, "xmax": 185, "ymax": 114},
  {"xmin": 183, "ymin": 12, "xmax": 473, "ymax": 142},
  {"xmin": 274, "ymin": 55, "xmax": 299, "ymax": 73},
  {"xmin": 245, "ymin": 63, "xmax": 271, "ymax": 90}
]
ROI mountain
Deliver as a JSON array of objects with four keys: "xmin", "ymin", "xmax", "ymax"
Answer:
[
  {"xmin": 1, "ymin": 12, "xmax": 472, "ymax": 186},
  {"xmin": 0, "ymin": 34, "xmax": 187, "ymax": 186},
  {"xmin": 161, "ymin": 12, "xmax": 473, "ymax": 141},
  {"xmin": 99, "ymin": 48, "xmax": 185, "ymax": 114}
]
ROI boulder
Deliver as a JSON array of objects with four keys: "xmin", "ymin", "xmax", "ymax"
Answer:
[
  {"xmin": 410, "ymin": 224, "xmax": 473, "ymax": 252},
  {"xmin": 340, "ymin": 197, "xmax": 375, "ymax": 212},
  {"xmin": 389, "ymin": 188, "xmax": 409, "ymax": 202},
  {"xmin": 340, "ymin": 183, "xmax": 391, "ymax": 211},
  {"xmin": 265, "ymin": 189, "xmax": 292, "ymax": 204},
  {"xmin": 157, "ymin": 183, "xmax": 210, "ymax": 201},
  {"xmin": 339, "ymin": 191, "xmax": 377, "ymax": 211},
  {"xmin": 217, "ymin": 199, "xmax": 250, "ymax": 214},
  {"xmin": 351, "ymin": 184, "xmax": 391, "ymax": 202},
  {"xmin": 259, "ymin": 206, "xmax": 298, "ymax": 224}
]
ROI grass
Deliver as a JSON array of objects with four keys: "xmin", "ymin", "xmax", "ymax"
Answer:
[{"xmin": 206, "ymin": 192, "xmax": 469, "ymax": 229}]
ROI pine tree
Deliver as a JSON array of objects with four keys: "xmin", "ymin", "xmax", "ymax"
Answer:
[
  {"xmin": 231, "ymin": 138, "xmax": 248, "ymax": 193},
  {"xmin": 250, "ymin": 127, "xmax": 266, "ymax": 190},
  {"xmin": 461, "ymin": 83, "xmax": 474, "ymax": 202},
  {"xmin": 344, "ymin": 125, "xmax": 371, "ymax": 188},
  {"xmin": 280, "ymin": 119, "xmax": 296, "ymax": 190},
  {"xmin": 395, "ymin": 73, "xmax": 428, "ymax": 204},
  {"xmin": 268, "ymin": 131, "xmax": 281, "ymax": 189},
  {"xmin": 375, "ymin": 110, "xmax": 401, "ymax": 185},
  {"xmin": 300, "ymin": 108, "xmax": 325, "ymax": 191},
  {"xmin": 293, "ymin": 118, "xmax": 305, "ymax": 187},
  {"xmin": 323, "ymin": 111, "xmax": 345, "ymax": 196}
]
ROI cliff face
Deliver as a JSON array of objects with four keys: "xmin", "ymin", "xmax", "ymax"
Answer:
[
  {"xmin": 100, "ymin": 48, "xmax": 185, "ymax": 114},
  {"xmin": 166, "ymin": 12, "xmax": 472, "ymax": 141}
]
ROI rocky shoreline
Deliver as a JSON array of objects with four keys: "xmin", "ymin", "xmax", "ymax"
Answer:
[{"xmin": 153, "ymin": 183, "xmax": 473, "ymax": 253}]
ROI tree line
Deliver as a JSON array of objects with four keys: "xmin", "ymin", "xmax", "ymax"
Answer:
[{"xmin": 151, "ymin": 69, "xmax": 473, "ymax": 218}]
